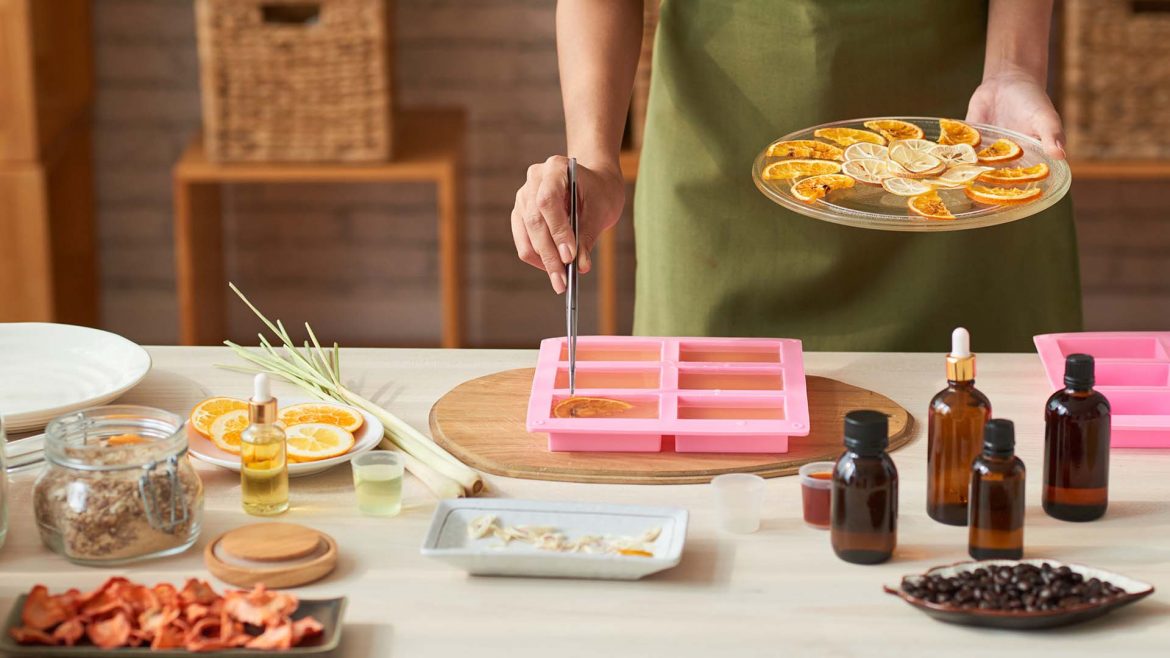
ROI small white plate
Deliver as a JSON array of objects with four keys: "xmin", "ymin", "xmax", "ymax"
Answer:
[
  {"xmin": 187, "ymin": 399, "xmax": 383, "ymax": 478},
  {"xmin": 0, "ymin": 323, "xmax": 152, "ymax": 432},
  {"xmin": 421, "ymin": 499, "xmax": 687, "ymax": 580}
]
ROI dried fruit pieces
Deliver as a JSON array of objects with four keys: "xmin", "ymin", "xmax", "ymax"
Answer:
[
  {"xmin": 554, "ymin": 397, "xmax": 635, "ymax": 419},
  {"xmin": 864, "ymin": 119, "xmax": 924, "ymax": 141},
  {"xmin": 908, "ymin": 190, "xmax": 955, "ymax": 220},
  {"xmin": 8, "ymin": 579, "xmax": 323, "ymax": 651},
  {"xmin": 766, "ymin": 139, "xmax": 844, "ymax": 160},
  {"xmin": 761, "ymin": 159, "xmax": 842, "ymax": 181},
  {"xmin": 814, "ymin": 126, "xmax": 886, "ymax": 147},
  {"xmin": 965, "ymin": 185, "xmax": 1043, "ymax": 205},
  {"xmin": 977, "ymin": 138, "xmax": 1023, "ymax": 163},
  {"xmin": 977, "ymin": 162, "xmax": 1050, "ymax": 184},
  {"xmin": 791, "ymin": 174, "xmax": 855, "ymax": 203},
  {"xmin": 937, "ymin": 118, "xmax": 981, "ymax": 146}
]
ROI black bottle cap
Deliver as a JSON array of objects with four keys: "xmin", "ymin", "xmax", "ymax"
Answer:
[
  {"xmin": 983, "ymin": 418, "xmax": 1015, "ymax": 456},
  {"xmin": 844, "ymin": 410, "xmax": 889, "ymax": 455},
  {"xmin": 1064, "ymin": 353, "xmax": 1095, "ymax": 388}
]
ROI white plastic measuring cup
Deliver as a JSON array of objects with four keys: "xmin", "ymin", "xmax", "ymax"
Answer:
[{"xmin": 711, "ymin": 473, "xmax": 766, "ymax": 533}]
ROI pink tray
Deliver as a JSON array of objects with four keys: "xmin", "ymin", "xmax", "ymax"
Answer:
[
  {"xmin": 525, "ymin": 336, "xmax": 811, "ymax": 453},
  {"xmin": 1034, "ymin": 332, "xmax": 1170, "ymax": 449}
]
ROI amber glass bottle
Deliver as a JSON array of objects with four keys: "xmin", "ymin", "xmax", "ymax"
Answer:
[
  {"xmin": 969, "ymin": 419, "xmax": 1025, "ymax": 560},
  {"xmin": 1044, "ymin": 354, "xmax": 1110, "ymax": 522},
  {"xmin": 832, "ymin": 410, "xmax": 898, "ymax": 565},
  {"xmin": 927, "ymin": 328, "xmax": 992, "ymax": 526}
]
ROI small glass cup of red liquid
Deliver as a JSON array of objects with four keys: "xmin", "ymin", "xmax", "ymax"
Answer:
[{"xmin": 799, "ymin": 461, "xmax": 835, "ymax": 529}]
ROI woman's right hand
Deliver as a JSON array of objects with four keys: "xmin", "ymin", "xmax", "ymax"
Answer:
[{"xmin": 511, "ymin": 155, "xmax": 626, "ymax": 294}]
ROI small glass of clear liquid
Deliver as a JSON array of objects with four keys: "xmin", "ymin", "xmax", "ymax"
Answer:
[{"xmin": 351, "ymin": 451, "xmax": 403, "ymax": 516}]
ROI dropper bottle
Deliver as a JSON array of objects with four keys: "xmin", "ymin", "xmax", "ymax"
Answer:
[
  {"xmin": 927, "ymin": 327, "xmax": 992, "ymax": 525},
  {"xmin": 240, "ymin": 373, "xmax": 289, "ymax": 516}
]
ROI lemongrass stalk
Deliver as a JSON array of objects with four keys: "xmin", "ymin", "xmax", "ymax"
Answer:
[{"xmin": 383, "ymin": 444, "xmax": 464, "ymax": 499}]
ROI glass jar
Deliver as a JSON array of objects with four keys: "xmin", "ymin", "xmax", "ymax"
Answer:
[{"xmin": 35, "ymin": 405, "xmax": 203, "ymax": 565}]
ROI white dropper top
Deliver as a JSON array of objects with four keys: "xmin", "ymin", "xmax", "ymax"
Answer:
[
  {"xmin": 951, "ymin": 327, "xmax": 971, "ymax": 357},
  {"xmin": 252, "ymin": 372, "xmax": 272, "ymax": 402}
]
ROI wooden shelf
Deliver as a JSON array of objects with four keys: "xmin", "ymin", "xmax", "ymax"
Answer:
[{"xmin": 1069, "ymin": 160, "xmax": 1170, "ymax": 181}]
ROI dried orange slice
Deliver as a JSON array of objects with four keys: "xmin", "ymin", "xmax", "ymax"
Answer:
[
  {"xmin": 766, "ymin": 140, "xmax": 844, "ymax": 161},
  {"xmin": 791, "ymin": 174, "xmax": 855, "ymax": 203},
  {"xmin": 930, "ymin": 143, "xmax": 978, "ymax": 166},
  {"xmin": 977, "ymin": 138, "xmax": 1023, "ymax": 163},
  {"xmin": 977, "ymin": 163, "xmax": 1050, "ymax": 184},
  {"xmin": 938, "ymin": 119, "xmax": 981, "ymax": 147},
  {"xmin": 762, "ymin": 159, "xmax": 841, "ymax": 180},
  {"xmin": 814, "ymin": 127, "xmax": 886, "ymax": 147},
  {"xmin": 841, "ymin": 158, "xmax": 892, "ymax": 185},
  {"xmin": 843, "ymin": 142, "xmax": 888, "ymax": 161},
  {"xmin": 284, "ymin": 423, "xmax": 355, "ymax": 461},
  {"xmin": 908, "ymin": 190, "xmax": 955, "ymax": 220},
  {"xmin": 882, "ymin": 177, "xmax": 933, "ymax": 196},
  {"xmin": 863, "ymin": 119, "xmax": 924, "ymax": 141},
  {"xmin": 278, "ymin": 402, "xmax": 364, "ymax": 432},
  {"xmin": 209, "ymin": 409, "xmax": 249, "ymax": 455},
  {"xmin": 553, "ymin": 397, "xmax": 634, "ymax": 419},
  {"xmin": 964, "ymin": 184, "xmax": 1042, "ymax": 205},
  {"xmin": 189, "ymin": 397, "xmax": 247, "ymax": 437}
]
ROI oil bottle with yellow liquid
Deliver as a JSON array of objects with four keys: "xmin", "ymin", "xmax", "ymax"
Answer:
[{"xmin": 241, "ymin": 373, "xmax": 289, "ymax": 515}]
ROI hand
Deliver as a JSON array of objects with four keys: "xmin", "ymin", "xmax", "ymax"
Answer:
[
  {"xmin": 966, "ymin": 70, "xmax": 1066, "ymax": 159},
  {"xmin": 511, "ymin": 155, "xmax": 625, "ymax": 293}
]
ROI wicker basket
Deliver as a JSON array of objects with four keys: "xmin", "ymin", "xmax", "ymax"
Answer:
[
  {"xmin": 1064, "ymin": 0, "xmax": 1170, "ymax": 159},
  {"xmin": 195, "ymin": 0, "xmax": 394, "ymax": 162}
]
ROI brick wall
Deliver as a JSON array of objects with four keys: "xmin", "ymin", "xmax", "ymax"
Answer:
[{"xmin": 93, "ymin": 0, "xmax": 1165, "ymax": 348}]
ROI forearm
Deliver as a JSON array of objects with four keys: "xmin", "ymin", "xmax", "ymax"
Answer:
[
  {"xmin": 556, "ymin": 0, "xmax": 643, "ymax": 175},
  {"xmin": 982, "ymin": 0, "xmax": 1053, "ymax": 81}
]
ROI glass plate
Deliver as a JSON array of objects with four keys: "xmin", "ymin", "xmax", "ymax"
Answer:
[{"xmin": 752, "ymin": 116, "xmax": 1071, "ymax": 232}]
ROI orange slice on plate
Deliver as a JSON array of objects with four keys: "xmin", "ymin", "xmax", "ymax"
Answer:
[
  {"xmin": 766, "ymin": 140, "xmax": 844, "ymax": 161},
  {"xmin": 190, "ymin": 397, "xmax": 247, "ymax": 437},
  {"xmin": 553, "ymin": 397, "xmax": 635, "ymax": 419},
  {"xmin": 908, "ymin": 190, "xmax": 955, "ymax": 220},
  {"xmin": 791, "ymin": 174, "xmax": 855, "ymax": 203},
  {"xmin": 964, "ymin": 184, "xmax": 1043, "ymax": 205},
  {"xmin": 863, "ymin": 119, "xmax": 924, "ymax": 142},
  {"xmin": 977, "ymin": 163, "xmax": 1050, "ymax": 184},
  {"xmin": 977, "ymin": 138, "xmax": 1023, "ymax": 163},
  {"xmin": 938, "ymin": 119, "xmax": 981, "ymax": 147},
  {"xmin": 762, "ymin": 159, "xmax": 841, "ymax": 181},
  {"xmin": 278, "ymin": 402, "xmax": 364, "ymax": 433},
  {"xmin": 284, "ymin": 423, "xmax": 355, "ymax": 461},
  {"xmin": 814, "ymin": 127, "xmax": 886, "ymax": 147},
  {"xmin": 209, "ymin": 409, "xmax": 250, "ymax": 455}
]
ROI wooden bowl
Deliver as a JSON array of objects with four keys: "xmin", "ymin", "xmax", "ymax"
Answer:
[{"xmin": 205, "ymin": 522, "xmax": 338, "ymax": 589}]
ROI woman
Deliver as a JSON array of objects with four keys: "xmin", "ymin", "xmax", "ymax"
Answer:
[{"xmin": 510, "ymin": 1, "xmax": 1079, "ymax": 351}]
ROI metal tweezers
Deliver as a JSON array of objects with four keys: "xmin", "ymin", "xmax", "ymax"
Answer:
[{"xmin": 565, "ymin": 158, "xmax": 579, "ymax": 395}]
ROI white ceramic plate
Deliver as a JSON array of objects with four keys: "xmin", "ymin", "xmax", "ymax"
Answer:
[
  {"xmin": 421, "ymin": 499, "xmax": 688, "ymax": 580},
  {"xmin": 187, "ymin": 399, "xmax": 383, "ymax": 478},
  {"xmin": 0, "ymin": 323, "xmax": 152, "ymax": 432}
]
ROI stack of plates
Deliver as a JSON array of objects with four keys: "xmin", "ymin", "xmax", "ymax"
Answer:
[{"xmin": 0, "ymin": 323, "xmax": 151, "ymax": 433}]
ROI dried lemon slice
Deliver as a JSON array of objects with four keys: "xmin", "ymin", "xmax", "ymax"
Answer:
[
  {"xmin": 888, "ymin": 139, "xmax": 938, "ymax": 156},
  {"xmin": 791, "ymin": 173, "xmax": 855, "ymax": 203},
  {"xmin": 553, "ymin": 397, "xmax": 635, "ymax": 418},
  {"xmin": 814, "ymin": 127, "xmax": 886, "ymax": 147},
  {"xmin": 936, "ymin": 164, "xmax": 993, "ymax": 185},
  {"xmin": 931, "ymin": 143, "xmax": 978, "ymax": 166},
  {"xmin": 841, "ymin": 158, "xmax": 892, "ymax": 185},
  {"xmin": 766, "ymin": 140, "xmax": 845, "ymax": 161},
  {"xmin": 843, "ymin": 142, "xmax": 888, "ymax": 161},
  {"xmin": 863, "ymin": 119, "xmax": 924, "ymax": 141},
  {"xmin": 908, "ymin": 190, "xmax": 955, "ymax": 220},
  {"xmin": 881, "ymin": 177, "xmax": 934, "ymax": 196},
  {"xmin": 762, "ymin": 159, "xmax": 842, "ymax": 180},
  {"xmin": 888, "ymin": 147, "xmax": 945, "ymax": 178}
]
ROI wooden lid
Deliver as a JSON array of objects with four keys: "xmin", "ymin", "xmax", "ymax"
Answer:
[
  {"xmin": 220, "ymin": 522, "xmax": 322, "ymax": 562},
  {"xmin": 204, "ymin": 523, "xmax": 338, "ymax": 589}
]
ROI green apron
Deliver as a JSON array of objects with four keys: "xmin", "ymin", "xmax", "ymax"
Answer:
[{"xmin": 633, "ymin": 0, "xmax": 1082, "ymax": 352}]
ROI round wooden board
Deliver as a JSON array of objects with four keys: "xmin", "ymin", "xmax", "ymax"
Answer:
[{"xmin": 429, "ymin": 368, "xmax": 915, "ymax": 485}]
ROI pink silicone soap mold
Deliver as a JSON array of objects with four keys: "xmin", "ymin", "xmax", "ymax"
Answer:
[
  {"xmin": 1034, "ymin": 332, "xmax": 1170, "ymax": 449},
  {"xmin": 525, "ymin": 337, "xmax": 811, "ymax": 453}
]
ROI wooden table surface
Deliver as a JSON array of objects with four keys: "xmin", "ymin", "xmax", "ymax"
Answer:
[{"xmin": 3, "ymin": 347, "xmax": 1168, "ymax": 656}]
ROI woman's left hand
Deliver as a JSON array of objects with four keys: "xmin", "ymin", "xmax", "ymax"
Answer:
[{"xmin": 966, "ymin": 70, "xmax": 1065, "ymax": 159}]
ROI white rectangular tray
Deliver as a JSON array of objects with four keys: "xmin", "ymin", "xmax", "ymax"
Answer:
[{"xmin": 420, "ymin": 499, "xmax": 687, "ymax": 580}]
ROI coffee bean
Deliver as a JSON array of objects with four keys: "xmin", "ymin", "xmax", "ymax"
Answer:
[{"xmin": 901, "ymin": 564, "xmax": 1128, "ymax": 614}]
